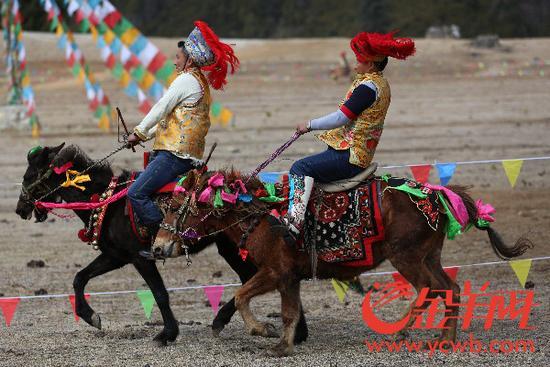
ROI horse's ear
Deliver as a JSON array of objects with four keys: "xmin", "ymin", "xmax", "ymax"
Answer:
[
  {"xmin": 50, "ymin": 144, "xmax": 77, "ymax": 168},
  {"xmin": 181, "ymin": 169, "xmax": 197, "ymax": 191}
]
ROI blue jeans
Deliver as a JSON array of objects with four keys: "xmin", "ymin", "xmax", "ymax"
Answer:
[
  {"xmin": 290, "ymin": 147, "xmax": 363, "ymax": 183},
  {"xmin": 128, "ymin": 151, "xmax": 195, "ymax": 225}
]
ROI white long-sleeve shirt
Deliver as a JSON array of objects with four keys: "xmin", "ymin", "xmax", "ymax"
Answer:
[{"xmin": 134, "ymin": 71, "xmax": 203, "ymax": 140}]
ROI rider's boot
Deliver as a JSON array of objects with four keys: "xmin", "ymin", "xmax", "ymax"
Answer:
[
  {"xmin": 138, "ymin": 223, "xmax": 161, "ymax": 260},
  {"xmin": 282, "ymin": 174, "xmax": 314, "ymax": 240}
]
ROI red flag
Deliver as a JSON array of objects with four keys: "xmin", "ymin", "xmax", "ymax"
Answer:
[
  {"xmin": 68, "ymin": 294, "xmax": 90, "ymax": 322},
  {"xmin": 139, "ymin": 100, "xmax": 152, "ymax": 114},
  {"xmin": 74, "ymin": 10, "xmax": 84, "ymax": 23},
  {"xmin": 146, "ymin": 52, "xmax": 166, "ymax": 73},
  {"xmin": 410, "ymin": 165, "xmax": 432, "ymax": 184},
  {"xmin": 103, "ymin": 11, "xmax": 122, "ymax": 28},
  {"xmin": 67, "ymin": 53, "xmax": 76, "ymax": 67},
  {"xmin": 124, "ymin": 55, "xmax": 141, "ymax": 70},
  {"xmin": 0, "ymin": 298, "xmax": 21, "ymax": 327},
  {"xmin": 105, "ymin": 54, "xmax": 116, "ymax": 69},
  {"xmin": 89, "ymin": 97, "xmax": 99, "ymax": 111},
  {"xmin": 443, "ymin": 266, "xmax": 459, "ymax": 281}
]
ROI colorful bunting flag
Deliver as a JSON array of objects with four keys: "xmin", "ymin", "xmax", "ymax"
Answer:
[
  {"xmin": 136, "ymin": 290, "xmax": 156, "ymax": 319},
  {"xmin": 331, "ymin": 279, "xmax": 349, "ymax": 303},
  {"xmin": 410, "ymin": 164, "xmax": 432, "ymax": 184},
  {"xmin": 502, "ymin": 160, "xmax": 524, "ymax": 188},
  {"xmin": 509, "ymin": 259, "xmax": 532, "ymax": 288},
  {"xmin": 0, "ymin": 297, "xmax": 21, "ymax": 327},
  {"xmin": 204, "ymin": 286, "xmax": 225, "ymax": 315},
  {"xmin": 68, "ymin": 294, "xmax": 90, "ymax": 322},
  {"xmin": 436, "ymin": 163, "xmax": 457, "ymax": 186}
]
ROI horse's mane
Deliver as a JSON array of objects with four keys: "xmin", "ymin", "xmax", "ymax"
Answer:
[
  {"xmin": 53, "ymin": 144, "xmax": 115, "ymax": 181},
  {"xmin": 190, "ymin": 168, "xmax": 271, "ymax": 212}
]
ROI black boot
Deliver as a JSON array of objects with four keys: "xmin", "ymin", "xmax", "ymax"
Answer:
[{"xmin": 139, "ymin": 223, "xmax": 161, "ymax": 260}]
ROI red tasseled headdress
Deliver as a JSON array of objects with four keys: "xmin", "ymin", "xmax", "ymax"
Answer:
[
  {"xmin": 194, "ymin": 21, "xmax": 240, "ymax": 90},
  {"xmin": 350, "ymin": 31, "xmax": 415, "ymax": 63}
]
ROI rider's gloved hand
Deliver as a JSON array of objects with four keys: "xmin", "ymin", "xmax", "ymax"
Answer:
[
  {"xmin": 126, "ymin": 133, "xmax": 142, "ymax": 149},
  {"xmin": 296, "ymin": 121, "xmax": 311, "ymax": 135}
]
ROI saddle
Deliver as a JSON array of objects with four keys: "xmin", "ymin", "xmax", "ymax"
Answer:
[{"xmin": 317, "ymin": 162, "xmax": 378, "ymax": 192}]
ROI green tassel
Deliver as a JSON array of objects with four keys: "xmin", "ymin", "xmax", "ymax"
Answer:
[
  {"xmin": 438, "ymin": 192, "xmax": 463, "ymax": 240},
  {"xmin": 259, "ymin": 183, "xmax": 284, "ymax": 203},
  {"xmin": 214, "ymin": 188, "xmax": 224, "ymax": 208},
  {"xmin": 176, "ymin": 175, "xmax": 187, "ymax": 186}
]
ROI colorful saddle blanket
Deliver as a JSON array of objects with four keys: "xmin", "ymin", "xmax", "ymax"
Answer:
[{"xmin": 298, "ymin": 179, "xmax": 385, "ymax": 267}]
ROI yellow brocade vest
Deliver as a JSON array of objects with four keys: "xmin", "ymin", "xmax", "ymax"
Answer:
[
  {"xmin": 318, "ymin": 71, "xmax": 391, "ymax": 168},
  {"xmin": 153, "ymin": 69, "xmax": 211, "ymax": 160}
]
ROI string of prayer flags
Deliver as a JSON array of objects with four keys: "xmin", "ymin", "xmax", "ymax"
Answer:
[
  {"xmin": 68, "ymin": 294, "xmax": 90, "ymax": 322},
  {"xmin": 3, "ymin": 0, "xmax": 40, "ymax": 137},
  {"xmin": 203, "ymin": 286, "xmax": 225, "ymax": 315},
  {"xmin": 40, "ymin": 0, "xmax": 112, "ymax": 131},
  {"xmin": 331, "ymin": 279, "xmax": 350, "ymax": 303},
  {"xmin": 0, "ymin": 297, "xmax": 21, "ymax": 327},
  {"xmin": 509, "ymin": 259, "xmax": 532, "ymax": 288},
  {"xmin": 81, "ymin": 0, "xmax": 176, "ymax": 85},
  {"xmin": 502, "ymin": 160, "xmax": 524, "ymax": 188},
  {"xmin": 136, "ymin": 290, "xmax": 156, "ymax": 319},
  {"xmin": 436, "ymin": 163, "xmax": 457, "ymax": 186},
  {"xmin": 410, "ymin": 164, "xmax": 432, "ymax": 184}
]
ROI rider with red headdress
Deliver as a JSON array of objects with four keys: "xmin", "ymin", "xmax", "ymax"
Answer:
[
  {"xmin": 283, "ymin": 31, "xmax": 415, "ymax": 238},
  {"xmin": 126, "ymin": 21, "xmax": 239, "ymax": 258}
]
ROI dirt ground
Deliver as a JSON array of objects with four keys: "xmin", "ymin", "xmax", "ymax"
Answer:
[{"xmin": 0, "ymin": 33, "xmax": 549, "ymax": 366}]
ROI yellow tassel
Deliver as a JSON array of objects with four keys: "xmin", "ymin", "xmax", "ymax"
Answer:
[{"xmin": 61, "ymin": 170, "xmax": 91, "ymax": 191}]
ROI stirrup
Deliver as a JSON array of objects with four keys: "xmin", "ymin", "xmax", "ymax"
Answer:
[
  {"xmin": 139, "ymin": 248, "xmax": 165, "ymax": 261},
  {"xmin": 266, "ymin": 214, "xmax": 299, "ymax": 246}
]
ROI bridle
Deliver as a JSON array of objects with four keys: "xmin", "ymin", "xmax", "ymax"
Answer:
[{"xmin": 20, "ymin": 166, "xmax": 57, "ymax": 207}]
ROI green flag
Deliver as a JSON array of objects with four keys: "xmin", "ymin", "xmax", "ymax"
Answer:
[{"xmin": 136, "ymin": 290, "xmax": 156, "ymax": 319}]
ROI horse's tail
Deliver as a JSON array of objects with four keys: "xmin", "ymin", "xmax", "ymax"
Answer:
[{"xmin": 446, "ymin": 185, "xmax": 533, "ymax": 260}]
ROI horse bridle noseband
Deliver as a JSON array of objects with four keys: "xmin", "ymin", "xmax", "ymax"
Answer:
[{"xmin": 20, "ymin": 166, "xmax": 56, "ymax": 207}]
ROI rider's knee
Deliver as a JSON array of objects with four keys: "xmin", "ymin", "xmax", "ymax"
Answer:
[{"xmin": 290, "ymin": 160, "xmax": 308, "ymax": 176}]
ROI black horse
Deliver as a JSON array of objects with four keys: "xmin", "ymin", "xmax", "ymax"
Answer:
[{"xmin": 15, "ymin": 143, "xmax": 308, "ymax": 345}]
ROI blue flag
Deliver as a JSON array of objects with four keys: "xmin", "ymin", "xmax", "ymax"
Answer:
[{"xmin": 436, "ymin": 163, "xmax": 457, "ymax": 186}]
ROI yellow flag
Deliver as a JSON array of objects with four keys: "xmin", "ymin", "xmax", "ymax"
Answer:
[
  {"xmin": 98, "ymin": 112, "xmax": 110, "ymax": 132},
  {"xmin": 104, "ymin": 29, "xmax": 115, "ymax": 45},
  {"xmin": 31, "ymin": 123, "xmax": 40, "ymax": 138},
  {"xmin": 509, "ymin": 259, "xmax": 532, "ymax": 288},
  {"xmin": 56, "ymin": 24, "xmax": 63, "ymax": 37},
  {"xmin": 119, "ymin": 70, "xmax": 131, "ymax": 87},
  {"xmin": 90, "ymin": 26, "xmax": 98, "ymax": 41},
  {"xmin": 331, "ymin": 279, "xmax": 349, "ymax": 303},
  {"xmin": 502, "ymin": 160, "xmax": 523, "ymax": 188},
  {"xmin": 120, "ymin": 27, "xmax": 140, "ymax": 45},
  {"xmin": 140, "ymin": 72, "xmax": 156, "ymax": 90},
  {"xmin": 220, "ymin": 108, "xmax": 233, "ymax": 127},
  {"xmin": 78, "ymin": 69, "xmax": 86, "ymax": 84}
]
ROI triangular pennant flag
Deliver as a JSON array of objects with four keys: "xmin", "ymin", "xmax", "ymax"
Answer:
[
  {"xmin": 136, "ymin": 290, "xmax": 156, "ymax": 319},
  {"xmin": 502, "ymin": 160, "xmax": 523, "ymax": 188},
  {"xmin": 509, "ymin": 259, "xmax": 532, "ymax": 288},
  {"xmin": 204, "ymin": 286, "xmax": 224, "ymax": 315},
  {"xmin": 436, "ymin": 163, "xmax": 457, "ymax": 186},
  {"xmin": 331, "ymin": 279, "xmax": 349, "ymax": 303},
  {"xmin": 410, "ymin": 164, "xmax": 432, "ymax": 184},
  {"xmin": 68, "ymin": 294, "xmax": 90, "ymax": 322},
  {"xmin": 443, "ymin": 266, "xmax": 459, "ymax": 281},
  {"xmin": 0, "ymin": 298, "xmax": 21, "ymax": 327}
]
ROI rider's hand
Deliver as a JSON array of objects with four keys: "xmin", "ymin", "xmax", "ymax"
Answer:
[
  {"xmin": 126, "ymin": 133, "xmax": 142, "ymax": 149},
  {"xmin": 296, "ymin": 121, "xmax": 311, "ymax": 135}
]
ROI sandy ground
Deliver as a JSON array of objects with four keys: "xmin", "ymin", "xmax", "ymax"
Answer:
[{"xmin": 0, "ymin": 33, "xmax": 549, "ymax": 366}]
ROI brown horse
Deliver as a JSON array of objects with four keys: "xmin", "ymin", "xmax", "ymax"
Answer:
[{"xmin": 153, "ymin": 169, "xmax": 532, "ymax": 356}]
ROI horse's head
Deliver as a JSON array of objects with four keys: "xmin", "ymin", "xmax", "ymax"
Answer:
[
  {"xmin": 153, "ymin": 169, "xmax": 265, "ymax": 259},
  {"xmin": 15, "ymin": 143, "xmax": 67, "ymax": 222}
]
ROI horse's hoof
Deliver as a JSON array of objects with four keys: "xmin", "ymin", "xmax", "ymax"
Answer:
[
  {"xmin": 153, "ymin": 328, "xmax": 178, "ymax": 346},
  {"xmin": 91, "ymin": 313, "xmax": 102, "ymax": 330},
  {"xmin": 266, "ymin": 343, "xmax": 293, "ymax": 357},
  {"xmin": 212, "ymin": 327, "xmax": 222, "ymax": 338},
  {"xmin": 264, "ymin": 323, "xmax": 279, "ymax": 338},
  {"xmin": 294, "ymin": 329, "xmax": 308, "ymax": 344}
]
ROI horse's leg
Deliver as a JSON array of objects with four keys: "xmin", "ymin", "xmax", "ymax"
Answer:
[
  {"xmin": 212, "ymin": 237, "xmax": 309, "ymax": 344},
  {"xmin": 386, "ymin": 251, "xmax": 433, "ymax": 339},
  {"xmin": 73, "ymin": 253, "xmax": 126, "ymax": 329},
  {"xmin": 268, "ymin": 281, "xmax": 301, "ymax": 357},
  {"xmin": 425, "ymin": 251, "xmax": 461, "ymax": 343},
  {"xmin": 234, "ymin": 269, "xmax": 279, "ymax": 338},
  {"xmin": 212, "ymin": 237, "xmax": 257, "ymax": 336},
  {"xmin": 132, "ymin": 258, "xmax": 179, "ymax": 345}
]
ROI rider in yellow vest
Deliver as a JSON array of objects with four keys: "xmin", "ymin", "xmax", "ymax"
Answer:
[
  {"xmin": 126, "ymin": 21, "xmax": 239, "ymax": 259},
  {"xmin": 284, "ymin": 31, "xmax": 415, "ymax": 238}
]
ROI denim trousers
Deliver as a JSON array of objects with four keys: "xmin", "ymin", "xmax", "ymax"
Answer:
[
  {"xmin": 289, "ymin": 147, "xmax": 364, "ymax": 183},
  {"xmin": 128, "ymin": 150, "xmax": 195, "ymax": 225}
]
